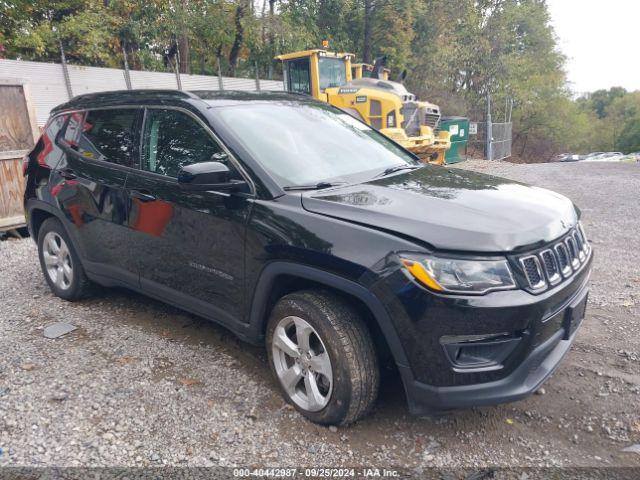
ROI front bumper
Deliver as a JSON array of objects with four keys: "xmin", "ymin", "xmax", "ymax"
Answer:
[
  {"xmin": 400, "ymin": 304, "xmax": 583, "ymax": 415},
  {"xmin": 373, "ymin": 252, "xmax": 592, "ymax": 415}
]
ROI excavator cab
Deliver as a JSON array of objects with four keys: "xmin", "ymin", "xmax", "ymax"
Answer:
[
  {"xmin": 352, "ymin": 63, "xmax": 390, "ymax": 80},
  {"xmin": 275, "ymin": 49, "xmax": 451, "ymax": 164},
  {"xmin": 276, "ymin": 49, "xmax": 353, "ymax": 100}
]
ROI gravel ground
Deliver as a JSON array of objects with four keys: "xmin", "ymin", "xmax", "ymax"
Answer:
[{"xmin": 0, "ymin": 160, "xmax": 639, "ymax": 472}]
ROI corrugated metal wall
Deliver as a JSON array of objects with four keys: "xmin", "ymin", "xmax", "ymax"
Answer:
[
  {"xmin": 0, "ymin": 59, "xmax": 70, "ymax": 126},
  {"xmin": 68, "ymin": 64, "xmax": 128, "ymax": 95},
  {"xmin": 0, "ymin": 59, "xmax": 284, "ymax": 126}
]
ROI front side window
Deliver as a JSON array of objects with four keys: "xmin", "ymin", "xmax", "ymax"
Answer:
[
  {"xmin": 287, "ymin": 58, "xmax": 311, "ymax": 95},
  {"xmin": 141, "ymin": 108, "xmax": 226, "ymax": 178},
  {"xmin": 214, "ymin": 102, "xmax": 417, "ymax": 187},
  {"xmin": 318, "ymin": 57, "xmax": 347, "ymax": 91},
  {"xmin": 78, "ymin": 109, "xmax": 138, "ymax": 167}
]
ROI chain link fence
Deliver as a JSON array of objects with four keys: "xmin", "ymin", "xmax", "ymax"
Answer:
[
  {"xmin": 468, "ymin": 96, "xmax": 513, "ymax": 160},
  {"xmin": 488, "ymin": 121, "xmax": 513, "ymax": 161}
]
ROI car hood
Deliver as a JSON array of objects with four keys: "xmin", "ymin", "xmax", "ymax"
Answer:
[{"xmin": 301, "ymin": 166, "xmax": 578, "ymax": 252}]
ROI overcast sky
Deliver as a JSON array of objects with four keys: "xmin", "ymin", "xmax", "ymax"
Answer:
[{"xmin": 547, "ymin": 0, "xmax": 640, "ymax": 94}]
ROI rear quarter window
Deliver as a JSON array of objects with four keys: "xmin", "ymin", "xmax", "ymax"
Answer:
[
  {"xmin": 35, "ymin": 114, "xmax": 68, "ymax": 168},
  {"xmin": 77, "ymin": 109, "xmax": 139, "ymax": 167}
]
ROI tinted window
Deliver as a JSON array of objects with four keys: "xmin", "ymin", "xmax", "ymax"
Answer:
[
  {"xmin": 141, "ymin": 108, "xmax": 225, "ymax": 178},
  {"xmin": 64, "ymin": 112, "xmax": 84, "ymax": 146},
  {"xmin": 318, "ymin": 57, "xmax": 346, "ymax": 91},
  {"xmin": 37, "ymin": 114, "xmax": 68, "ymax": 168},
  {"xmin": 287, "ymin": 58, "xmax": 311, "ymax": 95},
  {"xmin": 215, "ymin": 102, "xmax": 417, "ymax": 186},
  {"xmin": 78, "ymin": 109, "xmax": 138, "ymax": 167}
]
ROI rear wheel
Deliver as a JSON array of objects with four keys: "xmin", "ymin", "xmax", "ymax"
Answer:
[
  {"xmin": 37, "ymin": 217, "xmax": 91, "ymax": 301},
  {"xmin": 266, "ymin": 290, "xmax": 379, "ymax": 425}
]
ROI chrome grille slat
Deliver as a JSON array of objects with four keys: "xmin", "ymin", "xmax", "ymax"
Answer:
[
  {"xmin": 540, "ymin": 249, "xmax": 561, "ymax": 285},
  {"xmin": 573, "ymin": 231, "xmax": 586, "ymax": 261},
  {"xmin": 565, "ymin": 236, "xmax": 580, "ymax": 269},
  {"xmin": 553, "ymin": 243, "xmax": 572, "ymax": 277}
]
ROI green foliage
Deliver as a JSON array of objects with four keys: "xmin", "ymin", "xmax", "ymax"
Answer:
[
  {"xmin": 579, "ymin": 87, "xmax": 627, "ymax": 119},
  {"xmin": 617, "ymin": 118, "xmax": 640, "ymax": 153},
  {"xmin": 0, "ymin": 0, "xmax": 637, "ymax": 158},
  {"xmin": 575, "ymin": 89, "xmax": 640, "ymax": 153}
]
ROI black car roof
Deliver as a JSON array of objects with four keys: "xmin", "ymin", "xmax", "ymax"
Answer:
[{"xmin": 51, "ymin": 89, "xmax": 318, "ymax": 114}]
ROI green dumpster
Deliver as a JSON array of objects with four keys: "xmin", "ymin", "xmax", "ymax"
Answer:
[{"xmin": 440, "ymin": 116, "xmax": 469, "ymax": 164}]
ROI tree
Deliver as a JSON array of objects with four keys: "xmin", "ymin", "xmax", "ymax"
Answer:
[
  {"xmin": 0, "ymin": 0, "xmax": 636, "ymax": 159},
  {"xmin": 580, "ymin": 87, "xmax": 627, "ymax": 119}
]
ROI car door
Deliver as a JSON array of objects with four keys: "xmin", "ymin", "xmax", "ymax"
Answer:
[
  {"xmin": 54, "ymin": 107, "xmax": 141, "ymax": 285},
  {"xmin": 124, "ymin": 106, "xmax": 252, "ymax": 328}
]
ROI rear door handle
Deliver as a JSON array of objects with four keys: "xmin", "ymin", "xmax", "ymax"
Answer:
[
  {"xmin": 59, "ymin": 169, "xmax": 76, "ymax": 180},
  {"xmin": 129, "ymin": 189, "xmax": 157, "ymax": 202}
]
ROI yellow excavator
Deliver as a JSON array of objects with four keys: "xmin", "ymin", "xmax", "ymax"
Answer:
[{"xmin": 275, "ymin": 49, "xmax": 451, "ymax": 163}]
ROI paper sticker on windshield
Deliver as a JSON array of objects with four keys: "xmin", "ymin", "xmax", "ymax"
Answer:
[{"xmin": 337, "ymin": 114, "xmax": 369, "ymax": 130}]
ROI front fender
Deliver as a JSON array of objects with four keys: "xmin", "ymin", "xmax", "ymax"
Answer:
[{"xmin": 246, "ymin": 261, "xmax": 410, "ymax": 369}]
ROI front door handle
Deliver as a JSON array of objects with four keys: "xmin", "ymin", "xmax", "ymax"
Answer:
[
  {"xmin": 59, "ymin": 169, "xmax": 76, "ymax": 180},
  {"xmin": 129, "ymin": 189, "xmax": 157, "ymax": 202}
]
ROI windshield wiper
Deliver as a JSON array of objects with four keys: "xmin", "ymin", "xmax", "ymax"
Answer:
[
  {"xmin": 374, "ymin": 164, "xmax": 421, "ymax": 178},
  {"xmin": 283, "ymin": 181, "xmax": 347, "ymax": 191}
]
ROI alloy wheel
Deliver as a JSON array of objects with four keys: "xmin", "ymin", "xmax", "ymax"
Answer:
[
  {"xmin": 271, "ymin": 315, "xmax": 333, "ymax": 412},
  {"xmin": 42, "ymin": 231, "xmax": 73, "ymax": 291}
]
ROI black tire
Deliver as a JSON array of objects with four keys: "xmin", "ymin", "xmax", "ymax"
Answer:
[
  {"xmin": 37, "ymin": 217, "xmax": 91, "ymax": 301},
  {"xmin": 266, "ymin": 290, "xmax": 379, "ymax": 425}
]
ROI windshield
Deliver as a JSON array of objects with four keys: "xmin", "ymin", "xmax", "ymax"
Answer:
[
  {"xmin": 318, "ymin": 57, "xmax": 347, "ymax": 91},
  {"xmin": 214, "ymin": 102, "xmax": 418, "ymax": 187}
]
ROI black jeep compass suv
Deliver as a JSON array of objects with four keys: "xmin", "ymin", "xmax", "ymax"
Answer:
[{"xmin": 23, "ymin": 90, "xmax": 592, "ymax": 425}]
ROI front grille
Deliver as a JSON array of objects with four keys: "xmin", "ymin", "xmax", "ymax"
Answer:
[
  {"xmin": 517, "ymin": 224, "xmax": 591, "ymax": 292},
  {"xmin": 401, "ymin": 103, "xmax": 442, "ymax": 136},
  {"xmin": 424, "ymin": 113, "xmax": 441, "ymax": 133}
]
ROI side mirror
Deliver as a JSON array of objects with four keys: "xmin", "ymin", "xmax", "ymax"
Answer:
[{"xmin": 177, "ymin": 161, "xmax": 246, "ymax": 192}]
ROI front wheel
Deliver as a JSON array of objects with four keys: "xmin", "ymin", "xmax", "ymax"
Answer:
[{"xmin": 266, "ymin": 291, "xmax": 379, "ymax": 425}]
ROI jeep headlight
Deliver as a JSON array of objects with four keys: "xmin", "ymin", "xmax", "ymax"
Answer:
[{"xmin": 400, "ymin": 255, "xmax": 516, "ymax": 295}]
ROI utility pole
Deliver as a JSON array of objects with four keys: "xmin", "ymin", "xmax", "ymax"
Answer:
[
  {"xmin": 486, "ymin": 94, "xmax": 493, "ymax": 161},
  {"xmin": 174, "ymin": 43, "xmax": 183, "ymax": 90},
  {"xmin": 255, "ymin": 62, "xmax": 261, "ymax": 91},
  {"xmin": 216, "ymin": 57, "xmax": 224, "ymax": 90},
  {"xmin": 58, "ymin": 39, "xmax": 73, "ymax": 99},
  {"xmin": 122, "ymin": 42, "xmax": 132, "ymax": 90}
]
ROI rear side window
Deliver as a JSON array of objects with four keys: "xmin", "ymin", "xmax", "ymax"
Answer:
[
  {"xmin": 78, "ymin": 109, "xmax": 138, "ymax": 167},
  {"xmin": 141, "ymin": 108, "xmax": 226, "ymax": 178}
]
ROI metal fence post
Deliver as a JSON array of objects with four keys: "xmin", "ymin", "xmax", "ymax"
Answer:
[
  {"xmin": 122, "ymin": 44, "xmax": 132, "ymax": 90},
  {"xmin": 486, "ymin": 94, "xmax": 493, "ymax": 161},
  {"xmin": 216, "ymin": 57, "xmax": 224, "ymax": 90},
  {"xmin": 58, "ymin": 39, "xmax": 73, "ymax": 99},
  {"xmin": 174, "ymin": 47, "xmax": 182, "ymax": 90}
]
